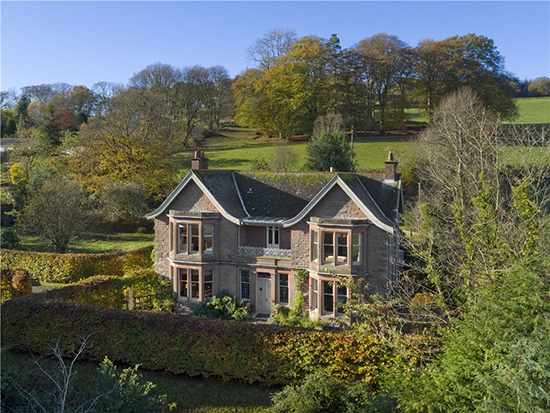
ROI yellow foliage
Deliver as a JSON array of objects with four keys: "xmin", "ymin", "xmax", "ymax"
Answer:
[{"xmin": 9, "ymin": 163, "xmax": 26, "ymax": 185}]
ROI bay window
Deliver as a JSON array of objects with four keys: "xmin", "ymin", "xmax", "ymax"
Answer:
[
  {"xmin": 323, "ymin": 281, "xmax": 334, "ymax": 313},
  {"xmin": 337, "ymin": 233, "xmax": 348, "ymax": 264},
  {"xmin": 174, "ymin": 221, "xmax": 215, "ymax": 255},
  {"xmin": 204, "ymin": 270, "xmax": 213, "ymax": 299},
  {"xmin": 311, "ymin": 278, "xmax": 318, "ymax": 310},
  {"xmin": 190, "ymin": 225, "xmax": 200, "ymax": 254},
  {"xmin": 178, "ymin": 224, "xmax": 188, "ymax": 254},
  {"xmin": 178, "ymin": 267, "xmax": 214, "ymax": 301},
  {"xmin": 203, "ymin": 224, "xmax": 214, "ymax": 254},
  {"xmin": 352, "ymin": 233, "xmax": 361, "ymax": 264},
  {"xmin": 311, "ymin": 230, "xmax": 319, "ymax": 262},
  {"xmin": 337, "ymin": 285, "xmax": 348, "ymax": 314},
  {"xmin": 323, "ymin": 233, "xmax": 334, "ymax": 263},
  {"xmin": 322, "ymin": 232, "xmax": 348, "ymax": 265}
]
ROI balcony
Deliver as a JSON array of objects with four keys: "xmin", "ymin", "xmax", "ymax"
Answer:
[{"xmin": 237, "ymin": 246, "xmax": 291, "ymax": 259}]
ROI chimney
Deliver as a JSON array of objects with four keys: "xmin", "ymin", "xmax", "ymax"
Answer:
[
  {"xmin": 385, "ymin": 151, "xmax": 398, "ymax": 181},
  {"xmin": 329, "ymin": 167, "xmax": 335, "ymax": 172},
  {"xmin": 191, "ymin": 150, "xmax": 209, "ymax": 170}
]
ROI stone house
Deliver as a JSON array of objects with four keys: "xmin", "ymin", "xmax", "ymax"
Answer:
[{"xmin": 147, "ymin": 150, "xmax": 403, "ymax": 319}]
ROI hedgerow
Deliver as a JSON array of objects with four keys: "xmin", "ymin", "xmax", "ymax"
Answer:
[
  {"xmin": 1, "ymin": 268, "xmax": 32, "ymax": 301},
  {"xmin": 1, "ymin": 246, "xmax": 153, "ymax": 284},
  {"xmin": 1, "ymin": 297, "xmax": 392, "ymax": 386}
]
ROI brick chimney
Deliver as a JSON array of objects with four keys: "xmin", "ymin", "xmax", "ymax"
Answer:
[
  {"xmin": 191, "ymin": 150, "xmax": 209, "ymax": 170},
  {"xmin": 385, "ymin": 151, "xmax": 398, "ymax": 181}
]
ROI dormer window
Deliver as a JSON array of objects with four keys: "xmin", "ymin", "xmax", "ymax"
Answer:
[{"xmin": 267, "ymin": 226, "xmax": 279, "ymax": 249}]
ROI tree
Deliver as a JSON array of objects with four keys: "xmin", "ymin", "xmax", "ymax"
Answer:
[
  {"xmin": 101, "ymin": 182, "xmax": 147, "ymax": 223},
  {"xmin": 1, "ymin": 109, "xmax": 17, "ymax": 137},
  {"xmin": 129, "ymin": 62, "xmax": 182, "ymax": 90},
  {"xmin": 201, "ymin": 66, "xmax": 234, "ymax": 130},
  {"xmin": 73, "ymin": 88, "xmax": 178, "ymax": 200},
  {"xmin": 270, "ymin": 146, "xmax": 298, "ymax": 171},
  {"xmin": 528, "ymin": 76, "xmax": 550, "ymax": 96},
  {"xmin": 306, "ymin": 131, "xmax": 354, "ymax": 172},
  {"xmin": 247, "ymin": 28, "xmax": 297, "ymax": 69},
  {"xmin": 21, "ymin": 84, "xmax": 55, "ymax": 104},
  {"xmin": 21, "ymin": 177, "xmax": 88, "ymax": 253},
  {"xmin": 92, "ymin": 81, "xmax": 122, "ymax": 116},
  {"xmin": 68, "ymin": 85, "xmax": 95, "ymax": 121}
]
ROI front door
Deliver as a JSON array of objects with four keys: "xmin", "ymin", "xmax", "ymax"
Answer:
[{"xmin": 256, "ymin": 274, "xmax": 271, "ymax": 314}]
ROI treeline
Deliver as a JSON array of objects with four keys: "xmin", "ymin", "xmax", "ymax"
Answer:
[{"xmin": 234, "ymin": 30, "xmax": 537, "ymax": 137}]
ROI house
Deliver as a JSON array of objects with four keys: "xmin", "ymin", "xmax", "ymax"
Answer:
[{"xmin": 147, "ymin": 150, "xmax": 403, "ymax": 319}]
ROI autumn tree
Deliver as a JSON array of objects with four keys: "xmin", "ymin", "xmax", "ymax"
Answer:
[
  {"xmin": 73, "ymin": 88, "xmax": 178, "ymax": 201},
  {"xmin": 528, "ymin": 76, "xmax": 550, "ymax": 96}
]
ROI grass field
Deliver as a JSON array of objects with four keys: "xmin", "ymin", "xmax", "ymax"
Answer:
[
  {"xmin": 507, "ymin": 97, "xmax": 550, "ymax": 124},
  {"xmin": 200, "ymin": 125, "xmax": 415, "ymax": 172},
  {"xmin": 17, "ymin": 231, "xmax": 154, "ymax": 254},
  {"xmin": 1, "ymin": 349, "xmax": 272, "ymax": 412}
]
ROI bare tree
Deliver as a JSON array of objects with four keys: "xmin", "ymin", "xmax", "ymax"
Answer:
[
  {"xmin": 312, "ymin": 112, "xmax": 344, "ymax": 137},
  {"xmin": 91, "ymin": 81, "xmax": 123, "ymax": 116},
  {"xmin": 270, "ymin": 145, "xmax": 298, "ymax": 171},
  {"xmin": 247, "ymin": 28, "xmax": 297, "ymax": 69},
  {"xmin": 129, "ymin": 62, "xmax": 182, "ymax": 91}
]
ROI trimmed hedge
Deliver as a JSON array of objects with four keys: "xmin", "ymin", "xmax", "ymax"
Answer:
[
  {"xmin": 1, "ymin": 297, "xmax": 391, "ymax": 386},
  {"xmin": 1, "ymin": 246, "xmax": 153, "ymax": 284}
]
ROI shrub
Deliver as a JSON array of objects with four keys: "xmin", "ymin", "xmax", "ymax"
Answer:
[
  {"xmin": 194, "ymin": 293, "xmax": 251, "ymax": 321},
  {"xmin": 0, "ymin": 268, "xmax": 32, "ymax": 301},
  {"xmin": 268, "ymin": 301, "xmax": 319, "ymax": 328},
  {"xmin": 0, "ymin": 227, "xmax": 20, "ymax": 249},
  {"xmin": 1, "ymin": 298, "xmax": 392, "ymax": 386},
  {"xmin": 11, "ymin": 269, "xmax": 32, "ymax": 298},
  {"xmin": 271, "ymin": 369, "xmax": 397, "ymax": 413}
]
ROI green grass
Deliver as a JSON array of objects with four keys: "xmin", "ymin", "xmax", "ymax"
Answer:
[
  {"xmin": 17, "ymin": 231, "xmax": 154, "ymax": 254},
  {"xmin": 196, "ymin": 125, "xmax": 415, "ymax": 173},
  {"xmin": 507, "ymin": 97, "xmax": 550, "ymax": 125},
  {"xmin": 1, "ymin": 348, "xmax": 272, "ymax": 412}
]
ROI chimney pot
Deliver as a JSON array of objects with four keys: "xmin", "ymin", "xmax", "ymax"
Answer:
[
  {"xmin": 385, "ymin": 152, "xmax": 398, "ymax": 181},
  {"xmin": 191, "ymin": 150, "xmax": 209, "ymax": 170},
  {"xmin": 329, "ymin": 167, "xmax": 335, "ymax": 172}
]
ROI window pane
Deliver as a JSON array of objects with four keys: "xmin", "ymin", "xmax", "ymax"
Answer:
[
  {"xmin": 323, "ymin": 233, "xmax": 334, "ymax": 263},
  {"xmin": 180, "ymin": 270, "xmax": 188, "ymax": 297},
  {"xmin": 274, "ymin": 227, "xmax": 279, "ymax": 244},
  {"xmin": 178, "ymin": 225, "xmax": 187, "ymax": 253},
  {"xmin": 204, "ymin": 270, "xmax": 213, "ymax": 299},
  {"xmin": 312, "ymin": 231, "xmax": 318, "ymax": 261},
  {"xmin": 268, "ymin": 227, "xmax": 273, "ymax": 245},
  {"xmin": 191, "ymin": 270, "xmax": 199, "ymax": 298},
  {"xmin": 190, "ymin": 225, "xmax": 199, "ymax": 253},
  {"xmin": 240, "ymin": 270, "xmax": 250, "ymax": 299},
  {"xmin": 337, "ymin": 285, "xmax": 347, "ymax": 313},
  {"xmin": 337, "ymin": 233, "xmax": 348, "ymax": 264},
  {"xmin": 323, "ymin": 281, "xmax": 333, "ymax": 313},
  {"xmin": 352, "ymin": 233, "xmax": 361, "ymax": 263},
  {"xmin": 203, "ymin": 224, "xmax": 214, "ymax": 254},
  {"xmin": 279, "ymin": 273, "xmax": 289, "ymax": 304},
  {"xmin": 312, "ymin": 278, "xmax": 318, "ymax": 310}
]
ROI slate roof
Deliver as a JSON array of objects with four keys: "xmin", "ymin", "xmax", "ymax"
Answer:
[{"xmin": 148, "ymin": 169, "xmax": 401, "ymax": 232}]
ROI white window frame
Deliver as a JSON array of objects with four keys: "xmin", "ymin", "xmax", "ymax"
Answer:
[
  {"xmin": 352, "ymin": 233, "xmax": 362, "ymax": 264},
  {"xmin": 240, "ymin": 270, "xmax": 251, "ymax": 301},
  {"xmin": 267, "ymin": 226, "xmax": 280, "ymax": 249},
  {"xmin": 279, "ymin": 273, "xmax": 289, "ymax": 305},
  {"xmin": 203, "ymin": 224, "xmax": 214, "ymax": 254}
]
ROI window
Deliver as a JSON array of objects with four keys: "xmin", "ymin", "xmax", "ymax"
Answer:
[
  {"xmin": 204, "ymin": 270, "xmax": 213, "ymax": 299},
  {"xmin": 337, "ymin": 285, "xmax": 348, "ymax": 313},
  {"xmin": 203, "ymin": 224, "xmax": 214, "ymax": 254},
  {"xmin": 191, "ymin": 270, "xmax": 200, "ymax": 299},
  {"xmin": 352, "ymin": 233, "xmax": 362, "ymax": 264},
  {"xmin": 323, "ymin": 233, "xmax": 334, "ymax": 263},
  {"xmin": 279, "ymin": 273, "xmax": 289, "ymax": 304},
  {"xmin": 178, "ymin": 224, "xmax": 187, "ymax": 254},
  {"xmin": 267, "ymin": 226, "xmax": 279, "ymax": 248},
  {"xmin": 337, "ymin": 233, "xmax": 348, "ymax": 265},
  {"xmin": 240, "ymin": 270, "xmax": 250, "ymax": 300},
  {"xmin": 179, "ymin": 269, "xmax": 188, "ymax": 298},
  {"xmin": 190, "ymin": 225, "xmax": 200, "ymax": 254},
  {"xmin": 311, "ymin": 278, "xmax": 318, "ymax": 310},
  {"xmin": 311, "ymin": 230, "xmax": 318, "ymax": 262},
  {"xmin": 323, "ymin": 281, "xmax": 334, "ymax": 313}
]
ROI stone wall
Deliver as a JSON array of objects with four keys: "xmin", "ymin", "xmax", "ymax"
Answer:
[
  {"xmin": 290, "ymin": 221, "xmax": 310, "ymax": 267},
  {"xmin": 366, "ymin": 226, "xmax": 390, "ymax": 293},
  {"xmin": 309, "ymin": 185, "xmax": 367, "ymax": 219},
  {"xmin": 154, "ymin": 216, "xmax": 170, "ymax": 278},
  {"xmin": 170, "ymin": 181, "xmax": 217, "ymax": 212}
]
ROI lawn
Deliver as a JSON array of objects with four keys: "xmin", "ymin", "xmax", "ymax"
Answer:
[
  {"xmin": 17, "ymin": 231, "xmax": 154, "ymax": 254},
  {"xmin": 197, "ymin": 125, "xmax": 415, "ymax": 172},
  {"xmin": 1, "ymin": 348, "xmax": 272, "ymax": 412},
  {"xmin": 507, "ymin": 97, "xmax": 550, "ymax": 124}
]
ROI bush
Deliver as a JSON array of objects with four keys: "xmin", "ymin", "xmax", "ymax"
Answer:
[
  {"xmin": 194, "ymin": 293, "xmax": 251, "ymax": 321},
  {"xmin": 268, "ymin": 301, "xmax": 319, "ymax": 328},
  {"xmin": 0, "ymin": 227, "xmax": 20, "ymax": 249},
  {"xmin": 1, "ymin": 268, "xmax": 32, "ymax": 301},
  {"xmin": 1, "ymin": 298, "xmax": 392, "ymax": 386},
  {"xmin": 271, "ymin": 369, "xmax": 397, "ymax": 413}
]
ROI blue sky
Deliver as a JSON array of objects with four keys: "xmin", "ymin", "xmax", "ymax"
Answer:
[{"xmin": 2, "ymin": 1, "xmax": 549, "ymax": 91}]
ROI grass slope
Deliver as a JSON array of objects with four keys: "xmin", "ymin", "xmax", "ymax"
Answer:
[
  {"xmin": 508, "ymin": 97, "xmax": 550, "ymax": 124},
  {"xmin": 198, "ymin": 125, "xmax": 415, "ymax": 172}
]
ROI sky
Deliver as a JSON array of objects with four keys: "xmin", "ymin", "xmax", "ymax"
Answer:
[{"xmin": 1, "ymin": 1, "xmax": 549, "ymax": 92}]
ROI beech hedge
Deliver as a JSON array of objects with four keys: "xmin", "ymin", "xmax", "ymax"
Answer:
[
  {"xmin": 1, "ymin": 246, "xmax": 153, "ymax": 283},
  {"xmin": 1, "ymin": 297, "xmax": 391, "ymax": 386}
]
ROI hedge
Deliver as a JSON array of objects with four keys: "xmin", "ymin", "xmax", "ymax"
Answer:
[
  {"xmin": 1, "ymin": 297, "xmax": 391, "ymax": 386},
  {"xmin": 1, "ymin": 268, "xmax": 32, "ymax": 301},
  {"xmin": 1, "ymin": 246, "xmax": 153, "ymax": 283}
]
